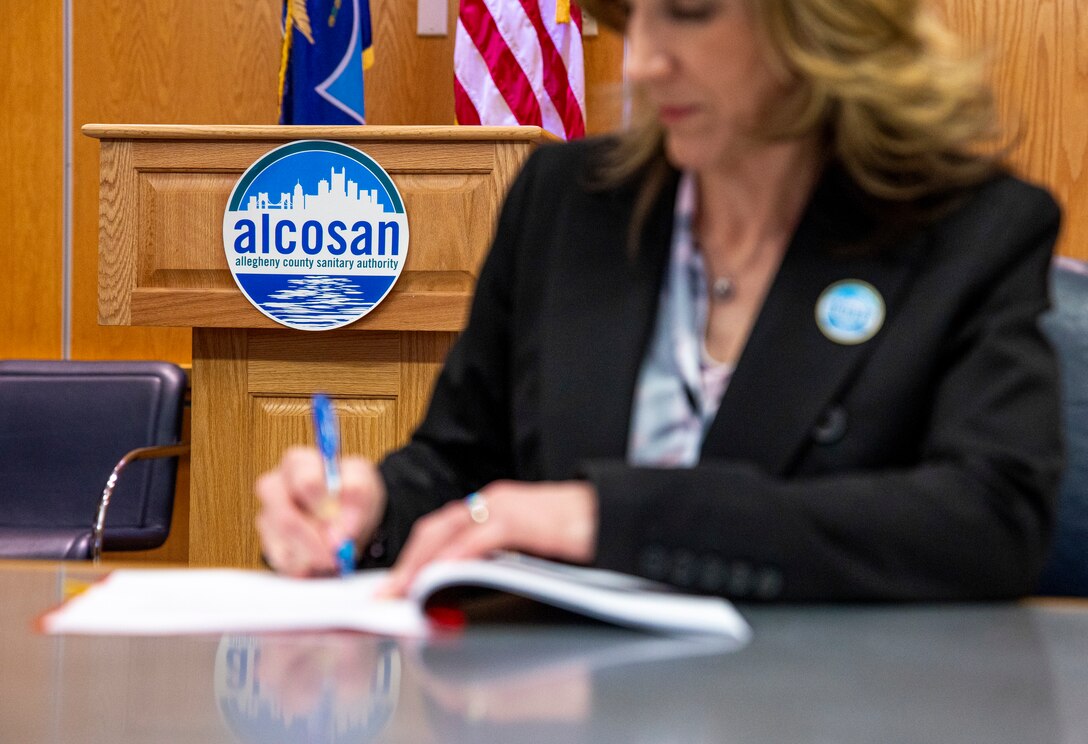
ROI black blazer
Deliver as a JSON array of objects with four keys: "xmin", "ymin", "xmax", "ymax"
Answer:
[{"xmin": 378, "ymin": 139, "xmax": 1063, "ymax": 601}]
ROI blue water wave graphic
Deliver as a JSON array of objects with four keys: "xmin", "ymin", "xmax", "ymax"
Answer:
[{"xmin": 235, "ymin": 274, "xmax": 395, "ymax": 330}]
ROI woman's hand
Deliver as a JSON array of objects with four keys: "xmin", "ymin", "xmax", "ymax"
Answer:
[
  {"xmin": 255, "ymin": 446, "xmax": 386, "ymax": 577},
  {"xmin": 382, "ymin": 480, "xmax": 598, "ymax": 597}
]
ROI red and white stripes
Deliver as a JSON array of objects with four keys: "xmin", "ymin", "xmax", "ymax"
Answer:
[{"xmin": 454, "ymin": 0, "xmax": 586, "ymax": 141}]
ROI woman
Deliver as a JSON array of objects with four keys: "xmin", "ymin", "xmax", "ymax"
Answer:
[{"xmin": 256, "ymin": 0, "xmax": 1063, "ymax": 600}]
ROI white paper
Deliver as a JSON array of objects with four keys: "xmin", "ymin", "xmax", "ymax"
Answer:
[
  {"xmin": 413, "ymin": 553, "xmax": 752, "ymax": 641},
  {"xmin": 41, "ymin": 569, "xmax": 428, "ymax": 637},
  {"xmin": 41, "ymin": 556, "xmax": 751, "ymax": 642}
]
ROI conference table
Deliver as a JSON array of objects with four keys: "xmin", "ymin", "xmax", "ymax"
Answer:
[{"xmin": 2, "ymin": 561, "xmax": 1087, "ymax": 744}]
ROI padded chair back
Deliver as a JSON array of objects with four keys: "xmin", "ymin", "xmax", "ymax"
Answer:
[
  {"xmin": 1037, "ymin": 257, "xmax": 1088, "ymax": 595},
  {"xmin": 0, "ymin": 360, "xmax": 186, "ymax": 559}
]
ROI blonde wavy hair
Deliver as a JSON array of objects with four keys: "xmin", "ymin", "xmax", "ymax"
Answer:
[{"xmin": 581, "ymin": 0, "xmax": 1002, "ymax": 231}]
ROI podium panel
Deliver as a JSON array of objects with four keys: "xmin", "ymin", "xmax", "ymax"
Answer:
[{"xmin": 87, "ymin": 125, "xmax": 551, "ymax": 567}]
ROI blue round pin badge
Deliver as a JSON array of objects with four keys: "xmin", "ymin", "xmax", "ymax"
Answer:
[
  {"xmin": 222, "ymin": 140, "xmax": 410, "ymax": 331},
  {"xmin": 815, "ymin": 280, "xmax": 885, "ymax": 345}
]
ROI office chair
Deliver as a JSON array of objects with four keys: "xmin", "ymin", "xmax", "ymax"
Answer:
[
  {"xmin": 1037, "ymin": 256, "xmax": 1088, "ymax": 596},
  {"xmin": 0, "ymin": 360, "xmax": 188, "ymax": 561}
]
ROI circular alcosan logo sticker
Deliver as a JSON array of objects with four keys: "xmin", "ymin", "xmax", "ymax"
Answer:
[
  {"xmin": 223, "ymin": 140, "xmax": 409, "ymax": 330},
  {"xmin": 815, "ymin": 280, "xmax": 885, "ymax": 345}
]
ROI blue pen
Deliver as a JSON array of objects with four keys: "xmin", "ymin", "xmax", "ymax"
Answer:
[{"xmin": 312, "ymin": 394, "xmax": 355, "ymax": 575}]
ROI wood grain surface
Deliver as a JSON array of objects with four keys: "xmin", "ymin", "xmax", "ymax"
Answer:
[
  {"xmin": 0, "ymin": 1, "xmax": 64, "ymax": 358},
  {"xmin": 189, "ymin": 326, "xmax": 455, "ymax": 568},
  {"xmin": 3, "ymin": 0, "xmax": 1083, "ymax": 365},
  {"xmin": 91, "ymin": 128, "xmax": 543, "ymax": 333},
  {"xmin": 125, "ymin": 129, "xmax": 539, "ymax": 567},
  {"xmin": 935, "ymin": 0, "xmax": 1087, "ymax": 258},
  {"xmin": 71, "ymin": 0, "xmax": 283, "ymax": 362}
]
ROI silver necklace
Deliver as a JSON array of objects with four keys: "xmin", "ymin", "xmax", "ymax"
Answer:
[{"xmin": 711, "ymin": 275, "xmax": 737, "ymax": 302}]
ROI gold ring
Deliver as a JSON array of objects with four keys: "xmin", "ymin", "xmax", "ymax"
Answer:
[{"xmin": 466, "ymin": 492, "xmax": 489, "ymax": 525}]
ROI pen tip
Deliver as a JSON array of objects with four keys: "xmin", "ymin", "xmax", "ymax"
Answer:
[{"xmin": 337, "ymin": 540, "xmax": 356, "ymax": 576}]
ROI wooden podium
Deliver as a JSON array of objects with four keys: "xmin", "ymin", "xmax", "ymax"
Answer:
[{"xmin": 85, "ymin": 125, "xmax": 552, "ymax": 568}]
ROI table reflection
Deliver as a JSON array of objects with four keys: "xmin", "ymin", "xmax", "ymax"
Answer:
[
  {"xmin": 211, "ymin": 623, "xmax": 741, "ymax": 744},
  {"xmin": 196, "ymin": 606, "xmax": 1077, "ymax": 744},
  {"xmin": 214, "ymin": 634, "xmax": 399, "ymax": 744},
  {"xmin": 397, "ymin": 606, "xmax": 1073, "ymax": 744},
  {"xmin": 6, "ymin": 561, "xmax": 1087, "ymax": 744},
  {"xmin": 408, "ymin": 628, "xmax": 740, "ymax": 743}
]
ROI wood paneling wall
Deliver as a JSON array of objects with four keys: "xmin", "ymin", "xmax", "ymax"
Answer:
[
  {"xmin": 1, "ymin": 1, "xmax": 1084, "ymax": 360},
  {"xmin": 63, "ymin": 0, "xmax": 622, "ymax": 364},
  {"xmin": 0, "ymin": 1, "xmax": 64, "ymax": 358},
  {"xmin": 936, "ymin": 0, "xmax": 1088, "ymax": 258},
  {"xmin": 70, "ymin": 0, "xmax": 284, "ymax": 362}
]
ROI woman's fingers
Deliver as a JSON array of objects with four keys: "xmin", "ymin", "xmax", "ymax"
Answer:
[
  {"xmin": 280, "ymin": 447, "xmax": 330, "ymax": 513},
  {"xmin": 255, "ymin": 448, "xmax": 385, "ymax": 576},
  {"xmin": 382, "ymin": 481, "xmax": 598, "ymax": 596},
  {"xmin": 337, "ymin": 457, "xmax": 386, "ymax": 544},
  {"xmin": 255, "ymin": 493, "xmax": 335, "ymax": 576},
  {"xmin": 383, "ymin": 499, "xmax": 485, "ymax": 595},
  {"xmin": 258, "ymin": 459, "xmax": 597, "ymax": 586}
]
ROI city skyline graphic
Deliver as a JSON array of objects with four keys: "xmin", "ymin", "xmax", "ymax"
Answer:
[{"xmin": 225, "ymin": 142, "xmax": 408, "ymax": 331}]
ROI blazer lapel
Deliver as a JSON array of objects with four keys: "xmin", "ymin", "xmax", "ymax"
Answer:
[
  {"xmin": 540, "ymin": 163, "xmax": 925, "ymax": 478},
  {"xmin": 702, "ymin": 168, "xmax": 925, "ymax": 474},
  {"xmin": 540, "ymin": 173, "xmax": 679, "ymax": 476}
]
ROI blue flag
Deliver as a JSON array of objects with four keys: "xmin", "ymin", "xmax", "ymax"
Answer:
[{"xmin": 279, "ymin": 0, "xmax": 373, "ymax": 124}]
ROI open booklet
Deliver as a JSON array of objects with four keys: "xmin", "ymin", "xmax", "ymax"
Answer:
[{"xmin": 39, "ymin": 552, "xmax": 751, "ymax": 641}]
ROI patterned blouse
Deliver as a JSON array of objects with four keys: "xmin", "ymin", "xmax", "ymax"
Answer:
[{"xmin": 628, "ymin": 173, "xmax": 734, "ymax": 467}]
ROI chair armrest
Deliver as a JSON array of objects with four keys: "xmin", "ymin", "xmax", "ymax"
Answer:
[{"xmin": 92, "ymin": 443, "xmax": 191, "ymax": 563}]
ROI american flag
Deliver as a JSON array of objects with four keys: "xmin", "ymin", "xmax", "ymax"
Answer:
[{"xmin": 454, "ymin": 0, "xmax": 586, "ymax": 141}]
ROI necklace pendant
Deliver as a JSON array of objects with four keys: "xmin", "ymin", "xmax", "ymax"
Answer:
[{"xmin": 711, "ymin": 276, "xmax": 736, "ymax": 302}]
